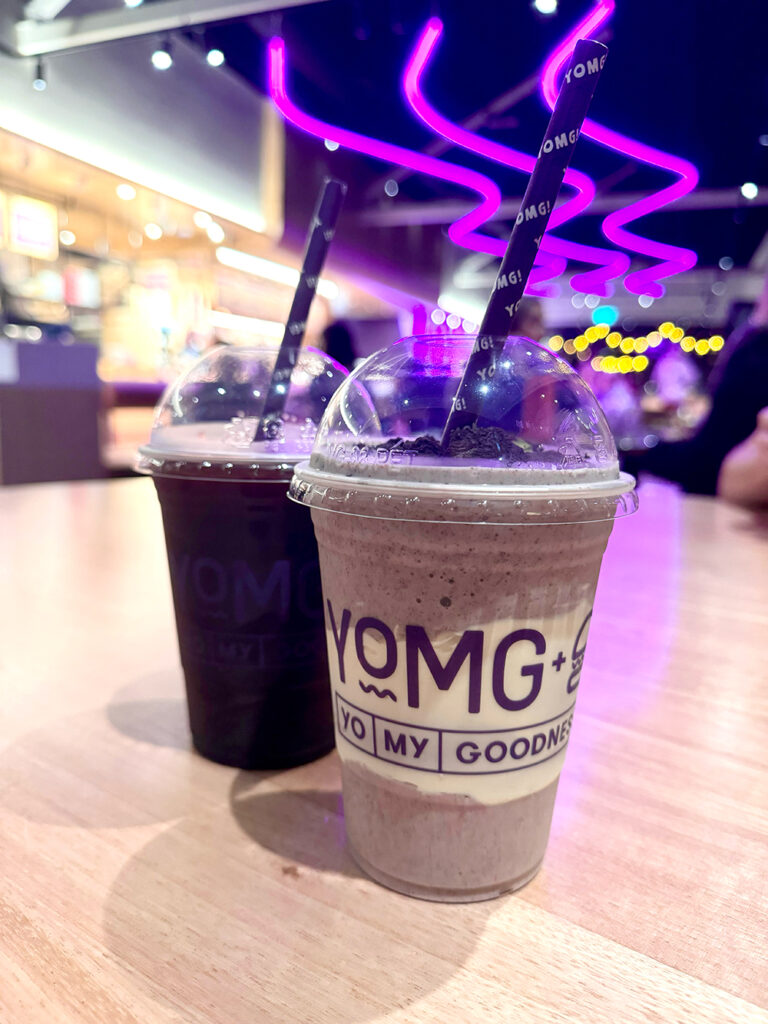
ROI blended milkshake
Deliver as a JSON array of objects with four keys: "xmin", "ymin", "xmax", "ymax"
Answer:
[{"xmin": 291, "ymin": 335, "xmax": 637, "ymax": 900}]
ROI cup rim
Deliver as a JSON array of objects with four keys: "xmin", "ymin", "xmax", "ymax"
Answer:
[{"xmin": 289, "ymin": 461, "xmax": 638, "ymax": 526}]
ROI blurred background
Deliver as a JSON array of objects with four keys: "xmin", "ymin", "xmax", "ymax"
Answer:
[{"xmin": 0, "ymin": 0, "xmax": 764, "ymax": 483}]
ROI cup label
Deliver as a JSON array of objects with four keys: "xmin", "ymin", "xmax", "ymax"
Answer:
[
  {"xmin": 325, "ymin": 598, "xmax": 593, "ymax": 801},
  {"xmin": 169, "ymin": 551, "xmax": 324, "ymax": 668}
]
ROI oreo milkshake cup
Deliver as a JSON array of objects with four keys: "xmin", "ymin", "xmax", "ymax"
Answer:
[
  {"xmin": 137, "ymin": 345, "xmax": 348, "ymax": 769},
  {"xmin": 290, "ymin": 335, "xmax": 637, "ymax": 901}
]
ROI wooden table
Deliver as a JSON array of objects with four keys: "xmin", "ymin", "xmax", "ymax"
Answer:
[{"xmin": 1, "ymin": 478, "xmax": 767, "ymax": 1023}]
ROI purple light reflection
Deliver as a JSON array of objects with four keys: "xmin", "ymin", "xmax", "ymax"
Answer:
[
  {"xmin": 403, "ymin": 19, "xmax": 629, "ymax": 296},
  {"xmin": 553, "ymin": 479, "xmax": 681, "ymax": 830},
  {"xmin": 540, "ymin": 0, "xmax": 699, "ymax": 296},
  {"xmin": 267, "ymin": 37, "xmax": 558, "ymax": 285}
]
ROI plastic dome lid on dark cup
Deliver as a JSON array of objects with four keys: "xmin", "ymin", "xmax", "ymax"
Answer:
[{"xmin": 136, "ymin": 345, "xmax": 348, "ymax": 480}]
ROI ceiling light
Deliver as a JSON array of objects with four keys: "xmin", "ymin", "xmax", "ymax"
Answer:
[
  {"xmin": 533, "ymin": 0, "xmax": 558, "ymax": 13},
  {"xmin": 215, "ymin": 246, "xmax": 338, "ymax": 300},
  {"xmin": 206, "ymin": 49, "xmax": 225, "ymax": 67},
  {"xmin": 193, "ymin": 211, "xmax": 212, "ymax": 229},
  {"xmin": 125, "ymin": 0, "xmax": 144, "ymax": 7},
  {"xmin": 436, "ymin": 292, "xmax": 484, "ymax": 323},
  {"xmin": 740, "ymin": 182, "xmax": 758, "ymax": 200},
  {"xmin": 32, "ymin": 58, "xmax": 46, "ymax": 91},
  {"xmin": 384, "ymin": 178, "xmax": 399, "ymax": 197},
  {"xmin": 718, "ymin": 256, "xmax": 734, "ymax": 271},
  {"xmin": 324, "ymin": 139, "xmax": 340, "ymax": 151},
  {"xmin": 59, "ymin": 230, "xmax": 75, "ymax": 245},
  {"xmin": 210, "ymin": 311, "xmax": 283, "ymax": 338},
  {"xmin": 116, "ymin": 183, "xmax": 136, "ymax": 200},
  {"xmin": 206, "ymin": 222, "xmax": 225, "ymax": 243},
  {"xmin": 144, "ymin": 223, "xmax": 163, "ymax": 240},
  {"xmin": 151, "ymin": 42, "xmax": 173, "ymax": 71}
]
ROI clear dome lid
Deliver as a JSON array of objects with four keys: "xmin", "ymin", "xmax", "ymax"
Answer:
[
  {"xmin": 137, "ymin": 345, "xmax": 348, "ymax": 479},
  {"xmin": 290, "ymin": 334, "xmax": 637, "ymax": 523}
]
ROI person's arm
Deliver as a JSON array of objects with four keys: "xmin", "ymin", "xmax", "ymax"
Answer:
[{"xmin": 717, "ymin": 407, "xmax": 768, "ymax": 508}]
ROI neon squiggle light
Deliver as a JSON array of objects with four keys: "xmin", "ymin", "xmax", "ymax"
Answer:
[
  {"xmin": 403, "ymin": 18, "xmax": 629, "ymax": 296},
  {"xmin": 267, "ymin": 37, "xmax": 561, "ymax": 290},
  {"xmin": 540, "ymin": 0, "xmax": 699, "ymax": 296}
]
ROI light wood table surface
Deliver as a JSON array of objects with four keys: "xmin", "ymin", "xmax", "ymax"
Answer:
[{"xmin": 1, "ymin": 477, "xmax": 767, "ymax": 1023}]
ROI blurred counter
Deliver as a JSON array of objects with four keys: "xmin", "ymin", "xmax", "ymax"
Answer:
[{"xmin": 0, "ymin": 340, "xmax": 103, "ymax": 484}]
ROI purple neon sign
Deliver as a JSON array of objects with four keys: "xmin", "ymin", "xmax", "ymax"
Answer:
[
  {"xmin": 268, "ymin": 36, "xmax": 562, "ymax": 290},
  {"xmin": 540, "ymin": 0, "xmax": 699, "ymax": 296},
  {"xmin": 268, "ymin": 39, "xmax": 496, "ymax": 252},
  {"xmin": 402, "ymin": 18, "xmax": 629, "ymax": 296}
]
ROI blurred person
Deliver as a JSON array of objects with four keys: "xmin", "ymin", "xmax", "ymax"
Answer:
[
  {"xmin": 622, "ymin": 272, "xmax": 768, "ymax": 494},
  {"xmin": 308, "ymin": 322, "xmax": 356, "ymax": 414},
  {"xmin": 650, "ymin": 346, "xmax": 701, "ymax": 406},
  {"xmin": 717, "ymin": 407, "xmax": 768, "ymax": 508},
  {"xmin": 321, "ymin": 321, "xmax": 357, "ymax": 370},
  {"xmin": 597, "ymin": 374, "xmax": 644, "ymax": 448},
  {"xmin": 509, "ymin": 296, "xmax": 545, "ymax": 342}
]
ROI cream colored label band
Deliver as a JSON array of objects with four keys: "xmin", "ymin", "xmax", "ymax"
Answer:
[{"xmin": 325, "ymin": 598, "xmax": 593, "ymax": 804}]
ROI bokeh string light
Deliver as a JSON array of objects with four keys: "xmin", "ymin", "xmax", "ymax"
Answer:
[{"xmin": 546, "ymin": 321, "xmax": 724, "ymax": 372}]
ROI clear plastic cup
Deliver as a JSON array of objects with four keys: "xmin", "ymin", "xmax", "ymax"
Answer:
[
  {"xmin": 137, "ymin": 345, "xmax": 348, "ymax": 769},
  {"xmin": 290, "ymin": 334, "xmax": 637, "ymax": 901}
]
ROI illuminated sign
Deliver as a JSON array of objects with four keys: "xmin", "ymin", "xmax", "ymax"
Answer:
[{"xmin": 8, "ymin": 195, "xmax": 59, "ymax": 261}]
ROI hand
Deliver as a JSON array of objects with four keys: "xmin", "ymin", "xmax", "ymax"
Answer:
[{"xmin": 717, "ymin": 407, "xmax": 768, "ymax": 508}]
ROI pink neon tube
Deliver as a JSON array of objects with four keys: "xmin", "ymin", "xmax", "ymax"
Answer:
[
  {"xmin": 403, "ymin": 18, "xmax": 629, "ymax": 296},
  {"xmin": 540, "ymin": 0, "xmax": 698, "ymax": 296},
  {"xmin": 267, "ymin": 37, "xmax": 561, "ymax": 287}
]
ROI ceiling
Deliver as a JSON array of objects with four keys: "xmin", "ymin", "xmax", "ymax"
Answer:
[
  {"xmin": 203, "ymin": 0, "xmax": 768, "ymax": 273},
  {"xmin": 10, "ymin": 0, "xmax": 768, "ymax": 316}
]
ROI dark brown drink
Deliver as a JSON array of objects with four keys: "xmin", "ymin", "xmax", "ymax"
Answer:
[
  {"xmin": 138, "ymin": 345, "xmax": 349, "ymax": 769},
  {"xmin": 153, "ymin": 473, "xmax": 333, "ymax": 769}
]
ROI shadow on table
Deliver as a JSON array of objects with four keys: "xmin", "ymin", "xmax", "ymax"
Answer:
[
  {"xmin": 0, "ymin": 675, "xmax": 234, "ymax": 829},
  {"xmin": 102, "ymin": 768, "xmax": 495, "ymax": 1024},
  {"xmin": 105, "ymin": 675, "xmax": 190, "ymax": 751},
  {"xmin": 106, "ymin": 697, "xmax": 190, "ymax": 751},
  {"xmin": 229, "ymin": 771, "xmax": 361, "ymax": 878},
  {"xmin": 729, "ymin": 509, "xmax": 768, "ymax": 535}
]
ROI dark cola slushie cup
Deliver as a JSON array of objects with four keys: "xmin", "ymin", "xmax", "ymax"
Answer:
[
  {"xmin": 138, "ymin": 345, "xmax": 348, "ymax": 769},
  {"xmin": 290, "ymin": 335, "xmax": 638, "ymax": 901}
]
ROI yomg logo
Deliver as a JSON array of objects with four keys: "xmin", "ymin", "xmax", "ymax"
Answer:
[
  {"xmin": 515, "ymin": 200, "xmax": 553, "ymax": 225},
  {"xmin": 562, "ymin": 53, "xmax": 606, "ymax": 84},
  {"xmin": 326, "ymin": 600, "xmax": 591, "ymax": 716},
  {"xmin": 539, "ymin": 129, "xmax": 580, "ymax": 157},
  {"xmin": 172, "ymin": 553, "xmax": 322, "ymax": 625}
]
